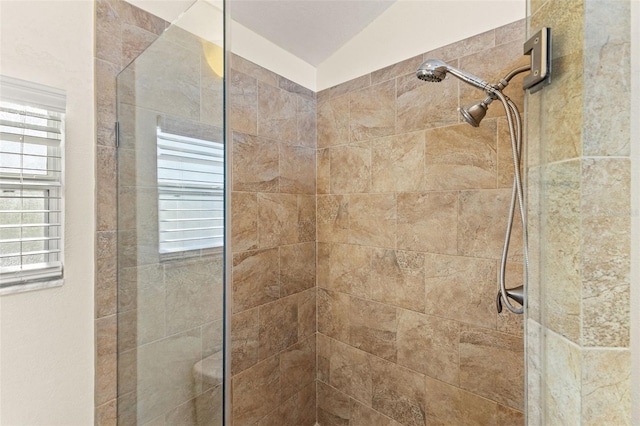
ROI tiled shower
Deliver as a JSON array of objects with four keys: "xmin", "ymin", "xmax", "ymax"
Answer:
[{"xmin": 94, "ymin": 0, "xmax": 633, "ymax": 424}]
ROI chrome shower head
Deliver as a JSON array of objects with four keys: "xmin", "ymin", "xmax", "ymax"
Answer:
[
  {"xmin": 416, "ymin": 59, "xmax": 492, "ymax": 92},
  {"xmin": 459, "ymin": 96, "xmax": 493, "ymax": 127},
  {"xmin": 416, "ymin": 59, "xmax": 448, "ymax": 82}
]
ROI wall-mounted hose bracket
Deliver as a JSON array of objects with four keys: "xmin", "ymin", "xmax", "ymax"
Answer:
[{"xmin": 523, "ymin": 27, "xmax": 552, "ymax": 93}]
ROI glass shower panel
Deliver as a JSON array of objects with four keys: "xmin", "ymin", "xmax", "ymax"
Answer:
[{"xmin": 116, "ymin": 2, "xmax": 225, "ymax": 424}]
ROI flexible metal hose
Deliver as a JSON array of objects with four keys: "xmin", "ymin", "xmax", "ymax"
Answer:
[{"xmin": 489, "ymin": 88, "xmax": 528, "ymax": 314}]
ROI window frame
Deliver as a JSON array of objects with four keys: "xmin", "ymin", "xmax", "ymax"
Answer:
[{"xmin": 0, "ymin": 75, "xmax": 65, "ymax": 294}]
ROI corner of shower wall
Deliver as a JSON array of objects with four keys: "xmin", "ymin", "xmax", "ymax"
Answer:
[
  {"xmin": 525, "ymin": 0, "xmax": 633, "ymax": 424},
  {"xmin": 227, "ymin": 52, "xmax": 319, "ymax": 425}
]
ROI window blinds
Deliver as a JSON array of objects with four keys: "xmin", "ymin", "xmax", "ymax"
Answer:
[
  {"xmin": 0, "ymin": 76, "xmax": 65, "ymax": 287},
  {"xmin": 157, "ymin": 130, "xmax": 224, "ymax": 254}
]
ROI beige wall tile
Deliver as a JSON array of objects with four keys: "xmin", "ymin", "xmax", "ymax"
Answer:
[
  {"xmin": 350, "ymin": 399, "xmax": 402, "ymax": 426},
  {"xmin": 318, "ymin": 95, "xmax": 350, "ymax": 148},
  {"xmin": 424, "ymin": 254, "xmax": 496, "ymax": 329},
  {"xmin": 296, "ymin": 96, "xmax": 317, "ymax": 148},
  {"xmin": 231, "ymin": 191, "xmax": 258, "ymax": 252},
  {"xmin": 397, "ymin": 192, "xmax": 457, "ymax": 254},
  {"xmin": 397, "ymin": 310, "xmax": 460, "ymax": 385},
  {"xmin": 349, "ymin": 193, "xmax": 397, "ymax": 248},
  {"xmin": 165, "ymin": 258, "xmax": 223, "ymax": 335},
  {"xmin": 231, "ymin": 53, "xmax": 279, "ymax": 87},
  {"xmin": 540, "ymin": 53, "xmax": 584, "ymax": 163},
  {"xmin": 328, "ymin": 243, "xmax": 371, "ymax": 297},
  {"xmin": 396, "ymin": 69, "xmax": 458, "ymax": 133},
  {"xmin": 317, "ymin": 242, "xmax": 331, "ymax": 290},
  {"xmin": 232, "ymin": 132, "xmax": 279, "ymax": 192},
  {"xmin": 95, "ymin": 349, "xmax": 117, "ymax": 406},
  {"xmin": 424, "ymin": 29, "xmax": 495, "ymax": 63},
  {"xmin": 258, "ymin": 296, "xmax": 299, "ymax": 360},
  {"xmin": 497, "ymin": 404, "xmax": 525, "ymax": 425},
  {"xmin": 258, "ymin": 81, "xmax": 297, "ymax": 143},
  {"xmin": 459, "ymin": 39, "xmax": 529, "ymax": 120},
  {"xmin": 229, "ymin": 69, "xmax": 258, "ymax": 135},
  {"xmin": 96, "ymin": 59, "xmax": 118, "ymax": 147},
  {"xmin": 350, "ymin": 80, "xmax": 396, "ymax": 141},
  {"xmin": 258, "ymin": 193, "xmax": 299, "ymax": 247},
  {"xmin": 317, "ymin": 73, "xmax": 371, "ymax": 105},
  {"xmin": 583, "ymin": 0, "xmax": 630, "ymax": 157},
  {"xmin": 279, "ymin": 144, "xmax": 316, "ymax": 194},
  {"xmin": 280, "ymin": 336, "xmax": 316, "ymax": 402},
  {"xmin": 231, "ymin": 308, "xmax": 259, "ymax": 375},
  {"xmin": 330, "ymin": 143, "xmax": 371, "ymax": 194},
  {"xmin": 318, "ymin": 288, "xmax": 350, "ymax": 344},
  {"xmin": 581, "ymin": 349, "xmax": 631, "ymax": 425},
  {"xmin": 581, "ymin": 158, "xmax": 630, "ymax": 347},
  {"xmin": 232, "ymin": 248, "xmax": 279, "ymax": 313},
  {"xmin": 371, "ymin": 54, "xmax": 423, "ymax": 84},
  {"xmin": 370, "ymin": 249, "xmax": 424, "ymax": 313},
  {"xmin": 425, "ymin": 376, "xmax": 498, "ymax": 426},
  {"xmin": 135, "ymin": 328, "xmax": 202, "ymax": 423},
  {"xmin": 317, "ymin": 333, "xmax": 331, "ymax": 383},
  {"xmin": 295, "ymin": 288, "xmax": 317, "ymax": 340},
  {"xmin": 232, "ymin": 355, "xmax": 281, "ymax": 425},
  {"xmin": 349, "ymin": 297, "xmax": 398, "ymax": 362},
  {"xmin": 545, "ymin": 330, "xmax": 581, "ymax": 426},
  {"xmin": 97, "ymin": 145, "xmax": 117, "ymax": 232},
  {"xmin": 459, "ymin": 326, "xmax": 524, "ymax": 410},
  {"xmin": 425, "ymin": 121, "xmax": 497, "ymax": 190},
  {"xmin": 317, "ymin": 195, "xmax": 349, "ymax": 243},
  {"xmin": 297, "ymin": 194, "xmax": 316, "ymax": 243},
  {"xmin": 258, "ymin": 383, "xmax": 316, "ymax": 426},
  {"xmin": 317, "ymin": 148, "xmax": 331, "ymax": 194},
  {"xmin": 279, "ymin": 243, "xmax": 315, "ymax": 296},
  {"xmin": 458, "ymin": 189, "xmax": 523, "ymax": 262},
  {"xmin": 326, "ymin": 337, "xmax": 373, "ymax": 405},
  {"xmin": 543, "ymin": 160, "xmax": 581, "ymax": 343},
  {"xmin": 371, "ymin": 132, "xmax": 425, "ymax": 192},
  {"xmin": 495, "ymin": 19, "xmax": 525, "ymax": 45},
  {"xmin": 317, "ymin": 381, "xmax": 350, "ymax": 426},
  {"xmin": 96, "ymin": 399, "xmax": 117, "ymax": 426},
  {"xmin": 370, "ymin": 355, "xmax": 426, "ymax": 425}
]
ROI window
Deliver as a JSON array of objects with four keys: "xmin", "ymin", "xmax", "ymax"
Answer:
[
  {"xmin": 156, "ymin": 129, "xmax": 223, "ymax": 255},
  {"xmin": 0, "ymin": 76, "xmax": 65, "ymax": 290}
]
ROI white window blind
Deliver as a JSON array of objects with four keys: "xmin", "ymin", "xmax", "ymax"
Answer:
[
  {"xmin": 157, "ymin": 129, "xmax": 224, "ymax": 254},
  {"xmin": 0, "ymin": 76, "xmax": 65, "ymax": 288}
]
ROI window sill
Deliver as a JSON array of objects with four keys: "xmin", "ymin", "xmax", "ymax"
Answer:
[{"xmin": 0, "ymin": 279, "xmax": 64, "ymax": 296}]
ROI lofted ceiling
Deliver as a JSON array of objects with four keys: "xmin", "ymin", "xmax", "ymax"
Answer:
[{"xmin": 229, "ymin": 0, "xmax": 396, "ymax": 66}]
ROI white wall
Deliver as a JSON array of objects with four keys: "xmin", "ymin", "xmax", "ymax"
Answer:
[
  {"xmin": 317, "ymin": 0, "xmax": 525, "ymax": 90},
  {"xmin": 126, "ymin": 0, "xmax": 525, "ymax": 92},
  {"xmin": 0, "ymin": 1, "xmax": 95, "ymax": 425}
]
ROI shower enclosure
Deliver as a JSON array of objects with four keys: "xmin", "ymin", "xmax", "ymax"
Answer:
[
  {"xmin": 115, "ymin": 2, "xmax": 226, "ymax": 423},
  {"xmin": 100, "ymin": 0, "xmax": 636, "ymax": 423}
]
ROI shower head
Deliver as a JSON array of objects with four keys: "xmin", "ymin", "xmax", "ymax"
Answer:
[
  {"xmin": 459, "ymin": 98, "xmax": 492, "ymax": 127},
  {"xmin": 416, "ymin": 59, "xmax": 492, "ymax": 92},
  {"xmin": 416, "ymin": 59, "xmax": 448, "ymax": 82}
]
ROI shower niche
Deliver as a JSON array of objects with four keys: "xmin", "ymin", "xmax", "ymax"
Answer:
[{"xmin": 115, "ymin": 3, "xmax": 225, "ymax": 424}]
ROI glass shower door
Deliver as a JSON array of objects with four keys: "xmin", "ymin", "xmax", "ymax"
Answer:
[{"xmin": 115, "ymin": 2, "xmax": 225, "ymax": 424}]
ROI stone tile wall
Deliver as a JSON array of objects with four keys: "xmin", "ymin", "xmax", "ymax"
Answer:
[
  {"xmin": 95, "ymin": 0, "xmax": 167, "ymax": 423},
  {"xmin": 526, "ymin": 0, "xmax": 632, "ymax": 424},
  {"xmin": 315, "ymin": 20, "xmax": 528, "ymax": 425},
  {"xmin": 228, "ymin": 53, "xmax": 318, "ymax": 425}
]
